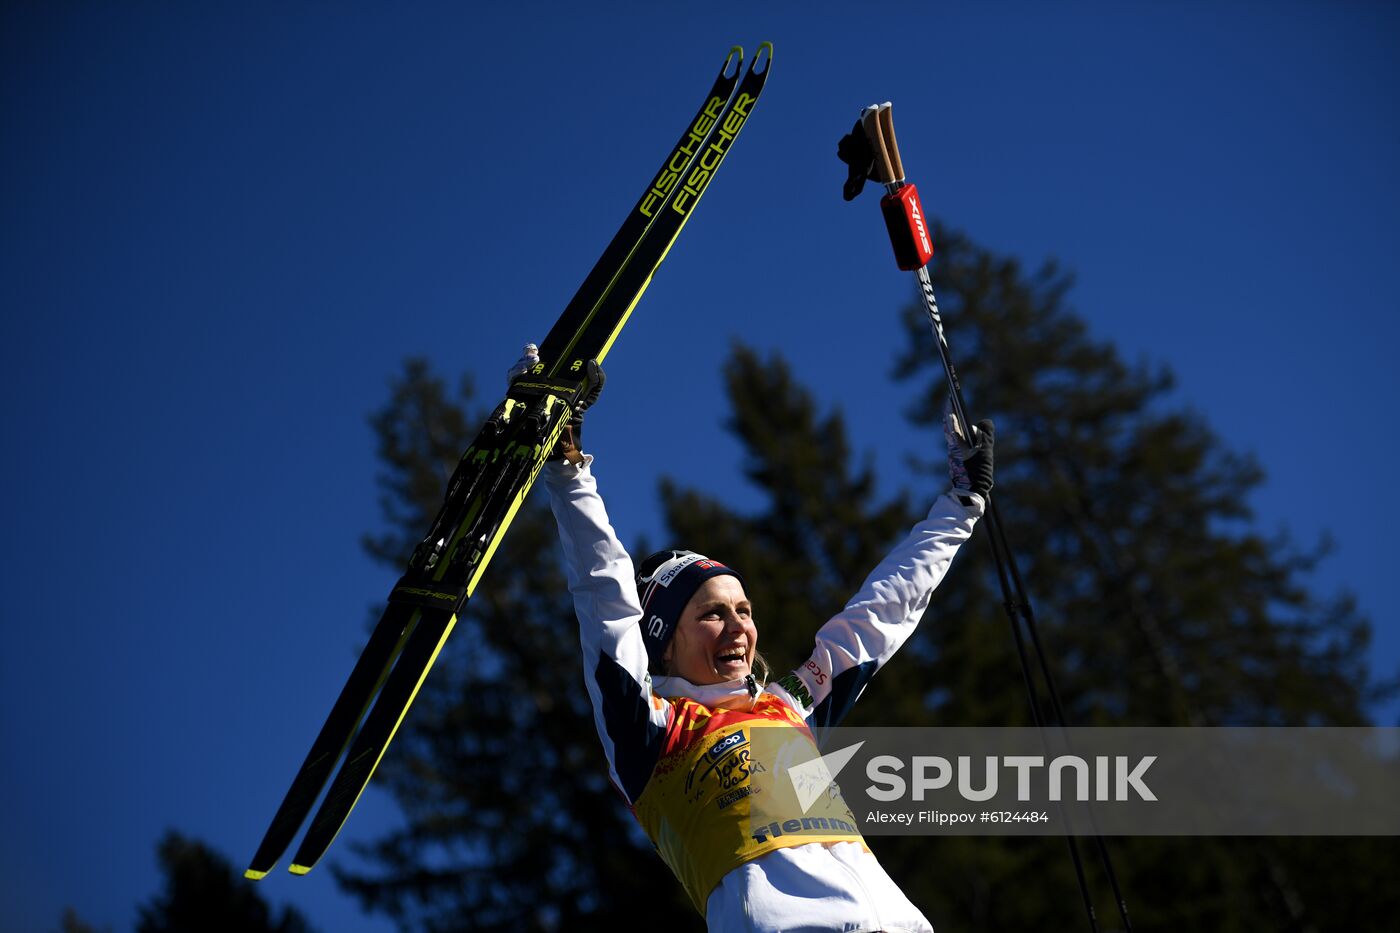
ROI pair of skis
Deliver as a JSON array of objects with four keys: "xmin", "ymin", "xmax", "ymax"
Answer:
[{"xmin": 246, "ymin": 42, "xmax": 773, "ymax": 880}]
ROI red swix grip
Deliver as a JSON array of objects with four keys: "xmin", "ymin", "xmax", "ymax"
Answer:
[{"xmin": 880, "ymin": 184, "xmax": 934, "ymax": 271}]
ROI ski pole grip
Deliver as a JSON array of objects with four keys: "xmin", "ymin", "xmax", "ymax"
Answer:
[
  {"xmin": 880, "ymin": 184, "xmax": 934, "ymax": 270},
  {"xmin": 861, "ymin": 105, "xmax": 895, "ymax": 184},
  {"xmin": 859, "ymin": 100, "xmax": 931, "ymax": 269},
  {"xmin": 877, "ymin": 102, "xmax": 905, "ymax": 183}
]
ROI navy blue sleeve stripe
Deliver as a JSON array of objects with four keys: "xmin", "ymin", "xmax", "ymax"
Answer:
[
  {"xmin": 593, "ymin": 653, "xmax": 667, "ymax": 803},
  {"xmin": 809, "ymin": 659, "xmax": 879, "ymax": 730}
]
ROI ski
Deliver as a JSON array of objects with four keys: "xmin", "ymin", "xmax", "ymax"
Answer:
[
  {"xmin": 245, "ymin": 42, "xmax": 772, "ymax": 880},
  {"xmin": 287, "ymin": 42, "xmax": 773, "ymax": 877}
]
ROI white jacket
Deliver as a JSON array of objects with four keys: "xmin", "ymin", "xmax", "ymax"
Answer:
[{"xmin": 543, "ymin": 455, "xmax": 981, "ymax": 933}]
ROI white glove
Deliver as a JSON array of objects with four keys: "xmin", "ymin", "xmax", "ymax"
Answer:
[{"xmin": 506, "ymin": 343, "xmax": 540, "ymax": 387}]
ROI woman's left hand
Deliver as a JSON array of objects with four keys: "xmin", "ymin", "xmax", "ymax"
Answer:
[{"xmin": 945, "ymin": 408, "xmax": 995, "ymax": 501}]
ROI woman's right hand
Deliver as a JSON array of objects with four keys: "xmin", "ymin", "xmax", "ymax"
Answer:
[
  {"xmin": 507, "ymin": 343, "xmax": 604, "ymax": 465},
  {"xmin": 506, "ymin": 343, "xmax": 540, "ymax": 386}
]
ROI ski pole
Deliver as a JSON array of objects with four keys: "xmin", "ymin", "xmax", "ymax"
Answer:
[{"xmin": 841, "ymin": 101, "xmax": 1134, "ymax": 933}]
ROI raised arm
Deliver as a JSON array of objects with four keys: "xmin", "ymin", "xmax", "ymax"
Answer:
[
  {"xmin": 768, "ymin": 413, "xmax": 995, "ymax": 728},
  {"xmin": 542, "ymin": 455, "xmax": 671, "ymax": 805}
]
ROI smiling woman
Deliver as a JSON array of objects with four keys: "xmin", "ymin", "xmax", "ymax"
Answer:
[
  {"xmin": 539, "ymin": 359, "xmax": 995, "ymax": 933},
  {"xmin": 635, "ymin": 550, "xmax": 765, "ymax": 686}
]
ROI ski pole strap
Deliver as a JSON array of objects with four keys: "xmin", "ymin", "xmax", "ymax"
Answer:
[{"xmin": 836, "ymin": 117, "xmax": 875, "ymax": 201}]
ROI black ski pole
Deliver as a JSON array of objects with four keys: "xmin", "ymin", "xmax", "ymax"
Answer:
[{"xmin": 841, "ymin": 101, "xmax": 1134, "ymax": 933}]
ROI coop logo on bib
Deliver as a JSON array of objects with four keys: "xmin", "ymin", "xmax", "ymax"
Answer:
[{"xmin": 707, "ymin": 729, "xmax": 748, "ymax": 763}]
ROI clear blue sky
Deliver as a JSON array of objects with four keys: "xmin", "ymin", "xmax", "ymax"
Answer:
[{"xmin": 3, "ymin": 3, "xmax": 1396, "ymax": 931}]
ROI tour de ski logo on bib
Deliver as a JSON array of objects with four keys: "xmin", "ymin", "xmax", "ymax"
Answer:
[{"xmin": 685, "ymin": 727, "xmax": 765, "ymax": 809}]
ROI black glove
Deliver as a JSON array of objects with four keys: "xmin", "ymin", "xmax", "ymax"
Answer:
[
  {"xmin": 551, "ymin": 359, "xmax": 605, "ymax": 464},
  {"xmin": 945, "ymin": 408, "xmax": 994, "ymax": 504}
]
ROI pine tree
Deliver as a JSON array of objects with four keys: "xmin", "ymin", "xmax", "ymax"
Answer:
[
  {"xmin": 890, "ymin": 223, "xmax": 1388, "ymax": 730},
  {"xmin": 54, "ymin": 907, "xmax": 109, "ymax": 933},
  {"xmin": 340, "ymin": 221, "xmax": 1396, "ymax": 930},
  {"xmin": 136, "ymin": 831, "xmax": 313, "ymax": 933},
  {"xmin": 652, "ymin": 223, "xmax": 1397, "ymax": 930}
]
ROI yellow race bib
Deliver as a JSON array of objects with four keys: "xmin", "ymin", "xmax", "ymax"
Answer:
[{"xmin": 632, "ymin": 693, "xmax": 865, "ymax": 915}]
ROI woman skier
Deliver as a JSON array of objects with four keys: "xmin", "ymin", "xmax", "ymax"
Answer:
[{"xmin": 521, "ymin": 348, "xmax": 993, "ymax": 932}]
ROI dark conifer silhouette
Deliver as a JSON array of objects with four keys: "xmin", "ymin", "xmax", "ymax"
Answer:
[
  {"xmin": 337, "ymin": 224, "xmax": 1395, "ymax": 931},
  {"xmin": 136, "ymin": 831, "xmax": 313, "ymax": 933}
]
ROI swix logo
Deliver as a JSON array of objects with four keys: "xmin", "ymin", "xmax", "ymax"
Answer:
[
  {"xmin": 921, "ymin": 277, "xmax": 948, "ymax": 346},
  {"xmin": 647, "ymin": 615, "xmax": 666, "ymax": 638},
  {"xmin": 909, "ymin": 193, "xmax": 932, "ymax": 255}
]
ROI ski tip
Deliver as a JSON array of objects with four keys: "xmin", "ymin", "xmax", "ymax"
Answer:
[
  {"xmin": 880, "ymin": 101, "xmax": 893, "ymax": 112},
  {"xmin": 288, "ymin": 862, "xmax": 313, "ymax": 876},
  {"xmin": 751, "ymin": 41, "xmax": 773, "ymax": 75},
  {"xmin": 244, "ymin": 867, "xmax": 269, "ymax": 881},
  {"xmin": 723, "ymin": 45, "xmax": 743, "ymax": 77}
]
